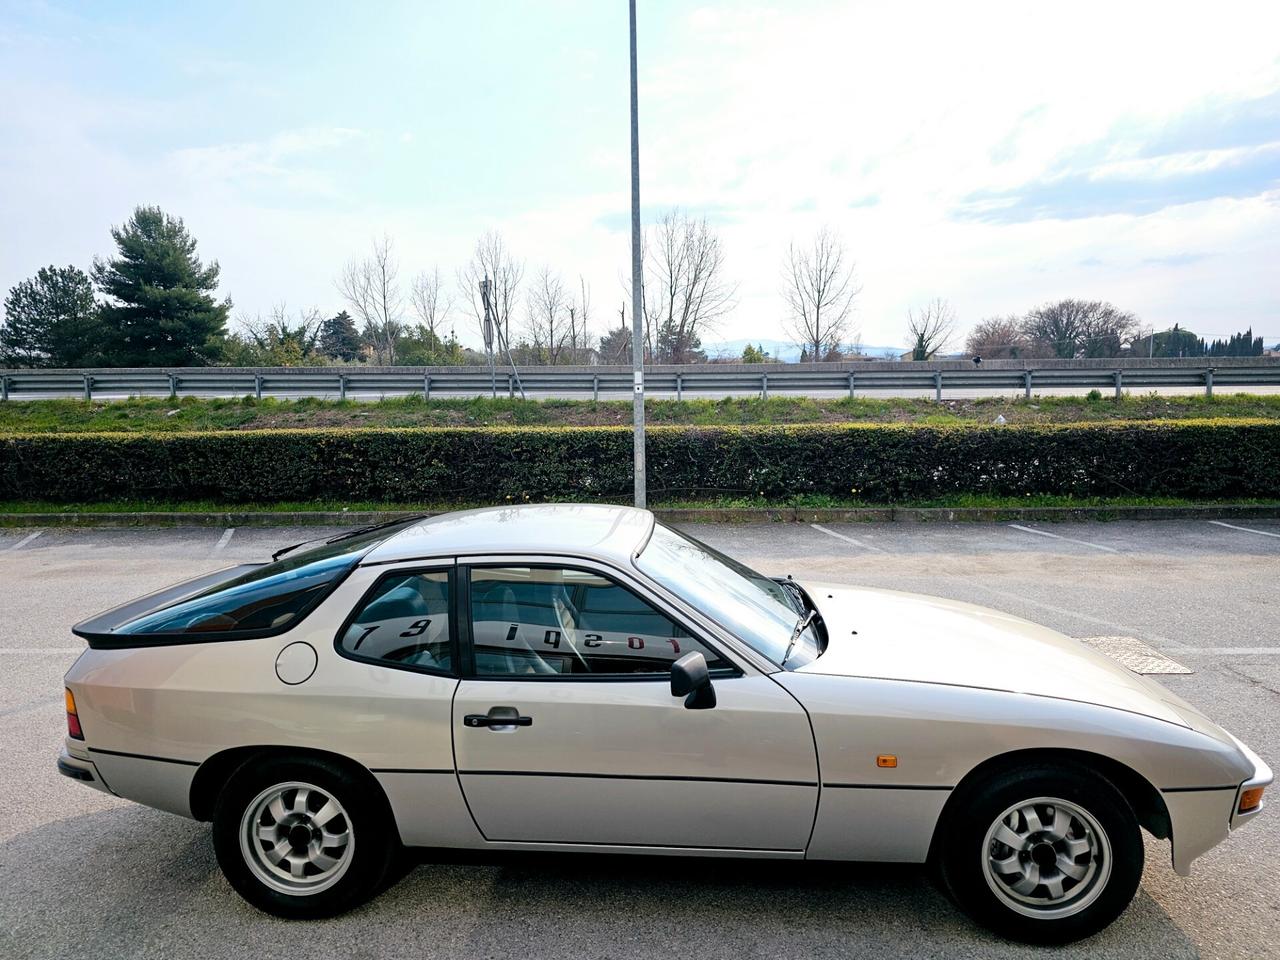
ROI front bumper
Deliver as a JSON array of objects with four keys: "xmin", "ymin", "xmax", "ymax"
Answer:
[
  {"xmin": 56, "ymin": 746, "xmax": 114, "ymax": 796},
  {"xmin": 1229, "ymin": 734, "xmax": 1272, "ymax": 832},
  {"xmin": 1164, "ymin": 733, "xmax": 1271, "ymax": 876}
]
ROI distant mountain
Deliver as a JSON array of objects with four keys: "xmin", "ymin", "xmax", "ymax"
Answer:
[{"xmin": 702, "ymin": 338, "xmax": 904, "ymax": 362}]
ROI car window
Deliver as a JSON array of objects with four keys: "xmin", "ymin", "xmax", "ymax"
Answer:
[
  {"xmin": 110, "ymin": 523, "xmax": 422, "ymax": 637},
  {"xmin": 469, "ymin": 566, "xmax": 729, "ymax": 677},
  {"xmin": 338, "ymin": 571, "xmax": 453, "ymax": 672}
]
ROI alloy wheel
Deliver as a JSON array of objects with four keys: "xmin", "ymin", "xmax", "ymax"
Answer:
[{"xmin": 239, "ymin": 780, "xmax": 355, "ymax": 896}]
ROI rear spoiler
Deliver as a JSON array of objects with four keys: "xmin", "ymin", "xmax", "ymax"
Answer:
[{"xmin": 72, "ymin": 563, "xmax": 266, "ymax": 647}]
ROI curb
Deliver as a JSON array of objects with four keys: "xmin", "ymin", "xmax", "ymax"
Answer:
[{"xmin": 2, "ymin": 504, "xmax": 1279, "ymax": 528}]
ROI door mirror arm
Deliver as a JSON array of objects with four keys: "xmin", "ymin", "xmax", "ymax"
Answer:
[{"xmin": 670, "ymin": 652, "xmax": 716, "ymax": 710}]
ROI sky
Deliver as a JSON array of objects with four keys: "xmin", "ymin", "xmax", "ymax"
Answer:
[{"xmin": 1, "ymin": 0, "xmax": 1278, "ymax": 353}]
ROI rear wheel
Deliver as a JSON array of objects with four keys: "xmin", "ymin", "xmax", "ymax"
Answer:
[
  {"xmin": 212, "ymin": 755, "xmax": 398, "ymax": 918},
  {"xmin": 937, "ymin": 763, "xmax": 1143, "ymax": 944}
]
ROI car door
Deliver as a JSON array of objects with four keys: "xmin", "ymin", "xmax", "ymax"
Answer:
[{"xmin": 451, "ymin": 557, "xmax": 819, "ymax": 851}]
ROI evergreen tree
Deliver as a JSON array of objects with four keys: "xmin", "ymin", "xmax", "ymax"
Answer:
[
  {"xmin": 656, "ymin": 326, "xmax": 706, "ymax": 363},
  {"xmin": 1205, "ymin": 327, "xmax": 1264, "ymax": 357},
  {"xmin": 1, "ymin": 265, "xmax": 102, "ymax": 367},
  {"xmin": 598, "ymin": 324, "xmax": 631, "ymax": 363},
  {"xmin": 320, "ymin": 310, "xmax": 362, "ymax": 361},
  {"xmin": 93, "ymin": 206, "xmax": 230, "ymax": 366},
  {"xmin": 396, "ymin": 325, "xmax": 466, "ymax": 365}
]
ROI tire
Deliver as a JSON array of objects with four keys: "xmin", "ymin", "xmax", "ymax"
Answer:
[
  {"xmin": 212, "ymin": 755, "xmax": 399, "ymax": 919},
  {"xmin": 936, "ymin": 762, "xmax": 1143, "ymax": 944}
]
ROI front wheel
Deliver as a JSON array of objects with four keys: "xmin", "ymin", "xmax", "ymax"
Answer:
[
  {"xmin": 212, "ymin": 755, "xmax": 398, "ymax": 918},
  {"xmin": 937, "ymin": 763, "xmax": 1143, "ymax": 944}
]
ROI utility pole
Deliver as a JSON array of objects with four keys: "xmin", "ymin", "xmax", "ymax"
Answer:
[
  {"xmin": 481, "ymin": 277, "xmax": 497, "ymax": 399},
  {"xmin": 629, "ymin": 0, "xmax": 646, "ymax": 508},
  {"xmin": 481, "ymin": 275, "xmax": 525, "ymax": 400}
]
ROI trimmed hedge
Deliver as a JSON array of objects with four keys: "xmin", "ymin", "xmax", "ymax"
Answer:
[{"xmin": 1, "ymin": 419, "xmax": 1278, "ymax": 504}]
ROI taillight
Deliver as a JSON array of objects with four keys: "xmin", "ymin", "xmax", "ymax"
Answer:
[
  {"xmin": 65, "ymin": 688, "xmax": 84, "ymax": 740},
  {"xmin": 1239, "ymin": 786, "xmax": 1265, "ymax": 813}
]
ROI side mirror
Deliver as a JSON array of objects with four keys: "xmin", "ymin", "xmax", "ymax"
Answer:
[{"xmin": 671, "ymin": 652, "xmax": 716, "ymax": 710}]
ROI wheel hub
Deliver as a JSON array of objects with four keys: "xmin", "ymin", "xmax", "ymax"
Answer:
[
  {"xmin": 288, "ymin": 823, "xmax": 313, "ymax": 850},
  {"xmin": 1030, "ymin": 841, "xmax": 1057, "ymax": 869}
]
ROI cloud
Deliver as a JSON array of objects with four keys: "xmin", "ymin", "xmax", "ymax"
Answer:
[
  {"xmin": 169, "ymin": 127, "xmax": 367, "ymax": 197},
  {"xmin": 1142, "ymin": 252, "xmax": 1211, "ymax": 268},
  {"xmin": 594, "ymin": 203, "xmax": 741, "ymax": 233},
  {"xmin": 956, "ymin": 142, "xmax": 1280, "ymax": 223},
  {"xmin": 3, "ymin": 0, "xmax": 1280, "ymax": 349}
]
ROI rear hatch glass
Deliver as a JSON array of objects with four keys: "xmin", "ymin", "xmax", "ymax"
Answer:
[{"xmin": 74, "ymin": 517, "xmax": 425, "ymax": 647}]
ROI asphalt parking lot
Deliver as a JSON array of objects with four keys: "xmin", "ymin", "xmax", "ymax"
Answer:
[{"xmin": 2, "ymin": 519, "xmax": 1277, "ymax": 960}]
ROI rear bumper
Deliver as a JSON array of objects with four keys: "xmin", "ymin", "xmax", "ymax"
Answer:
[{"xmin": 56, "ymin": 747, "xmax": 114, "ymax": 796}]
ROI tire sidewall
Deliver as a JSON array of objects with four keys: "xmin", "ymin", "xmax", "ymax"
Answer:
[
  {"xmin": 939, "ymin": 764, "xmax": 1144, "ymax": 944},
  {"xmin": 212, "ymin": 756, "xmax": 396, "ymax": 919}
]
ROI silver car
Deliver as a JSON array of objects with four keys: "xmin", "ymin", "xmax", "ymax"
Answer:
[{"xmin": 58, "ymin": 505, "xmax": 1270, "ymax": 944}]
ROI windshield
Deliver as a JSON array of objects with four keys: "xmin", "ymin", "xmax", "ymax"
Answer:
[
  {"xmin": 635, "ymin": 524, "xmax": 820, "ymax": 667},
  {"xmin": 114, "ymin": 517, "xmax": 422, "ymax": 636}
]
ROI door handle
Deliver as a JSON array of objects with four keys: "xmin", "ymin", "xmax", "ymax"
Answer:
[{"xmin": 464, "ymin": 706, "xmax": 533, "ymax": 729}]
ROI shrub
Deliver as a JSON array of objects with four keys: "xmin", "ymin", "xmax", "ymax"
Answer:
[{"xmin": 1, "ymin": 420, "xmax": 1277, "ymax": 504}]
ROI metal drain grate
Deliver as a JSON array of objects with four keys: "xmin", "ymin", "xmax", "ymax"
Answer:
[{"xmin": 1077, "ymin": 636, "xmax": 1192, "ymax": 675}]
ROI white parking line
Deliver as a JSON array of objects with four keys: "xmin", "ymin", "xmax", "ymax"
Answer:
[
  {"xmin": 1, "ymin": 531, "xmax": 42, "ymax": 553},
  {"xmin": 1208, "ymin": 520, "xmax": 1280, "ymax": 540},
  {"xmin": 1166, "ymin": 647, "xmax": 1280, "ymax": 655},
  {"xmin": 810, "ymin": 524, "xmax": 888, "ymax": 553},
  {"xmin": 213, "ymin": 528, "xmax": 236, "ymax": 553},
  {"xmin": 954, "ymin": 578, "xmax": 1180, "ymax": 647},
  {"xmin": 1007, "ymin": 524, "xmax": 1118, "ymax": 553}
]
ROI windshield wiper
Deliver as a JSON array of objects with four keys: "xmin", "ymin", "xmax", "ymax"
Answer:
[
  {"xmin": 323, "ymin": 514, "xmax": 426, "ymax": 545},
  {"xmin": 271, "ymin": 536, "xmax": 324, "ymax": 562},
  {"xmin": 270, "ymin": 515, "xmax": 427, "ymax": 562},
  {"xmin": 781, "ymin": 609, "xmax": 817, "ymax": 667}
]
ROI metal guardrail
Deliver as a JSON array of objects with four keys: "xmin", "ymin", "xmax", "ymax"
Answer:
[{"xmin": 2, "ymin": 358, "xmax": 1279, "ymax": 402}]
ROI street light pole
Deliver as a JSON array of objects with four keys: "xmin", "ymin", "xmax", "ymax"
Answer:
[
  {"xmin": 629, "ymin": 0, "xmax": 646, "ymax": 509},
  {"xmin": 481, "ymin": 276, "xmax": 496, "ymax": 399}
]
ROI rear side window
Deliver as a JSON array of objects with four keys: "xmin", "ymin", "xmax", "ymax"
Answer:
[
  {"xmin": 112, "ymin": 522, "xmax": 419, "ymax": 637},
  {"xmin": 338, "ymin": 571, "xmax": 453, "ymax": 672}
]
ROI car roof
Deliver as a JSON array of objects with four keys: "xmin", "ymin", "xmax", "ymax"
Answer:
[{"xmin": 362, "ymin": 503, "xmax": 655, "ymax": 566}]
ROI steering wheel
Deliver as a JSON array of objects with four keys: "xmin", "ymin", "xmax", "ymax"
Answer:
[{"xmin": 552, "ymin": 593, "xmax": 592, "ymax": 673}]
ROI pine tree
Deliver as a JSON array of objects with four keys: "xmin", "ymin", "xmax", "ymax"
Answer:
[
  {"xmin": 320, "ymin": 310, "xmax": 362, "ymax": 361},
  {"xmin": 93, "ymin": 206, "xmax": 230, "ymax": 366},
  {"xmin": 1, "ymin": 265, "xmax": 102, "ymax": 367},
  {"xmin": 598, "ymin": 324, "xmax": 631, "ymax": 363}
]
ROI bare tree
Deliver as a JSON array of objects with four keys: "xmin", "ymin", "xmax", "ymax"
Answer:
[
  {"xmin": 964, "ymin": 315, "xmax": 1031, "ymax": 359},
  {"xmin": 524, "ymin": 267, "xmax": 569, "ymax": 365},
  {"xmin": 1078, "ymin": 302, "xmax": 1138, "ymax": 358},
  {"xmin": 782, "ymin": 227, "xmax": 860, "ymax": 362},
  {"xmin": 337, "ymin": 235, "xmax": 403, "ymax": 365},
  {"xmin": 640, "ymin": 210, "xmax": 736, "ymax": 363},
  {"xmin": 1021, "ymin": 299, "xmax": 1137, "ymax": 358},
  {"xmin": 564, "ymin": 275, "xmax": 592, "ymax": 362},
  {"xmin": 906, "ymin": 298, "xmax": 958, "ymax": 360},
  {"xmin": 1020, "ymin": 299, "xmax": 1086, "ymax": 359},
  {"xmin": 458, "ymin": 231, "xmax": 524, "ymax": 349},
  {"xmin": 409, "ymin": 266, "xmax": 452, "ymax": 344}
]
